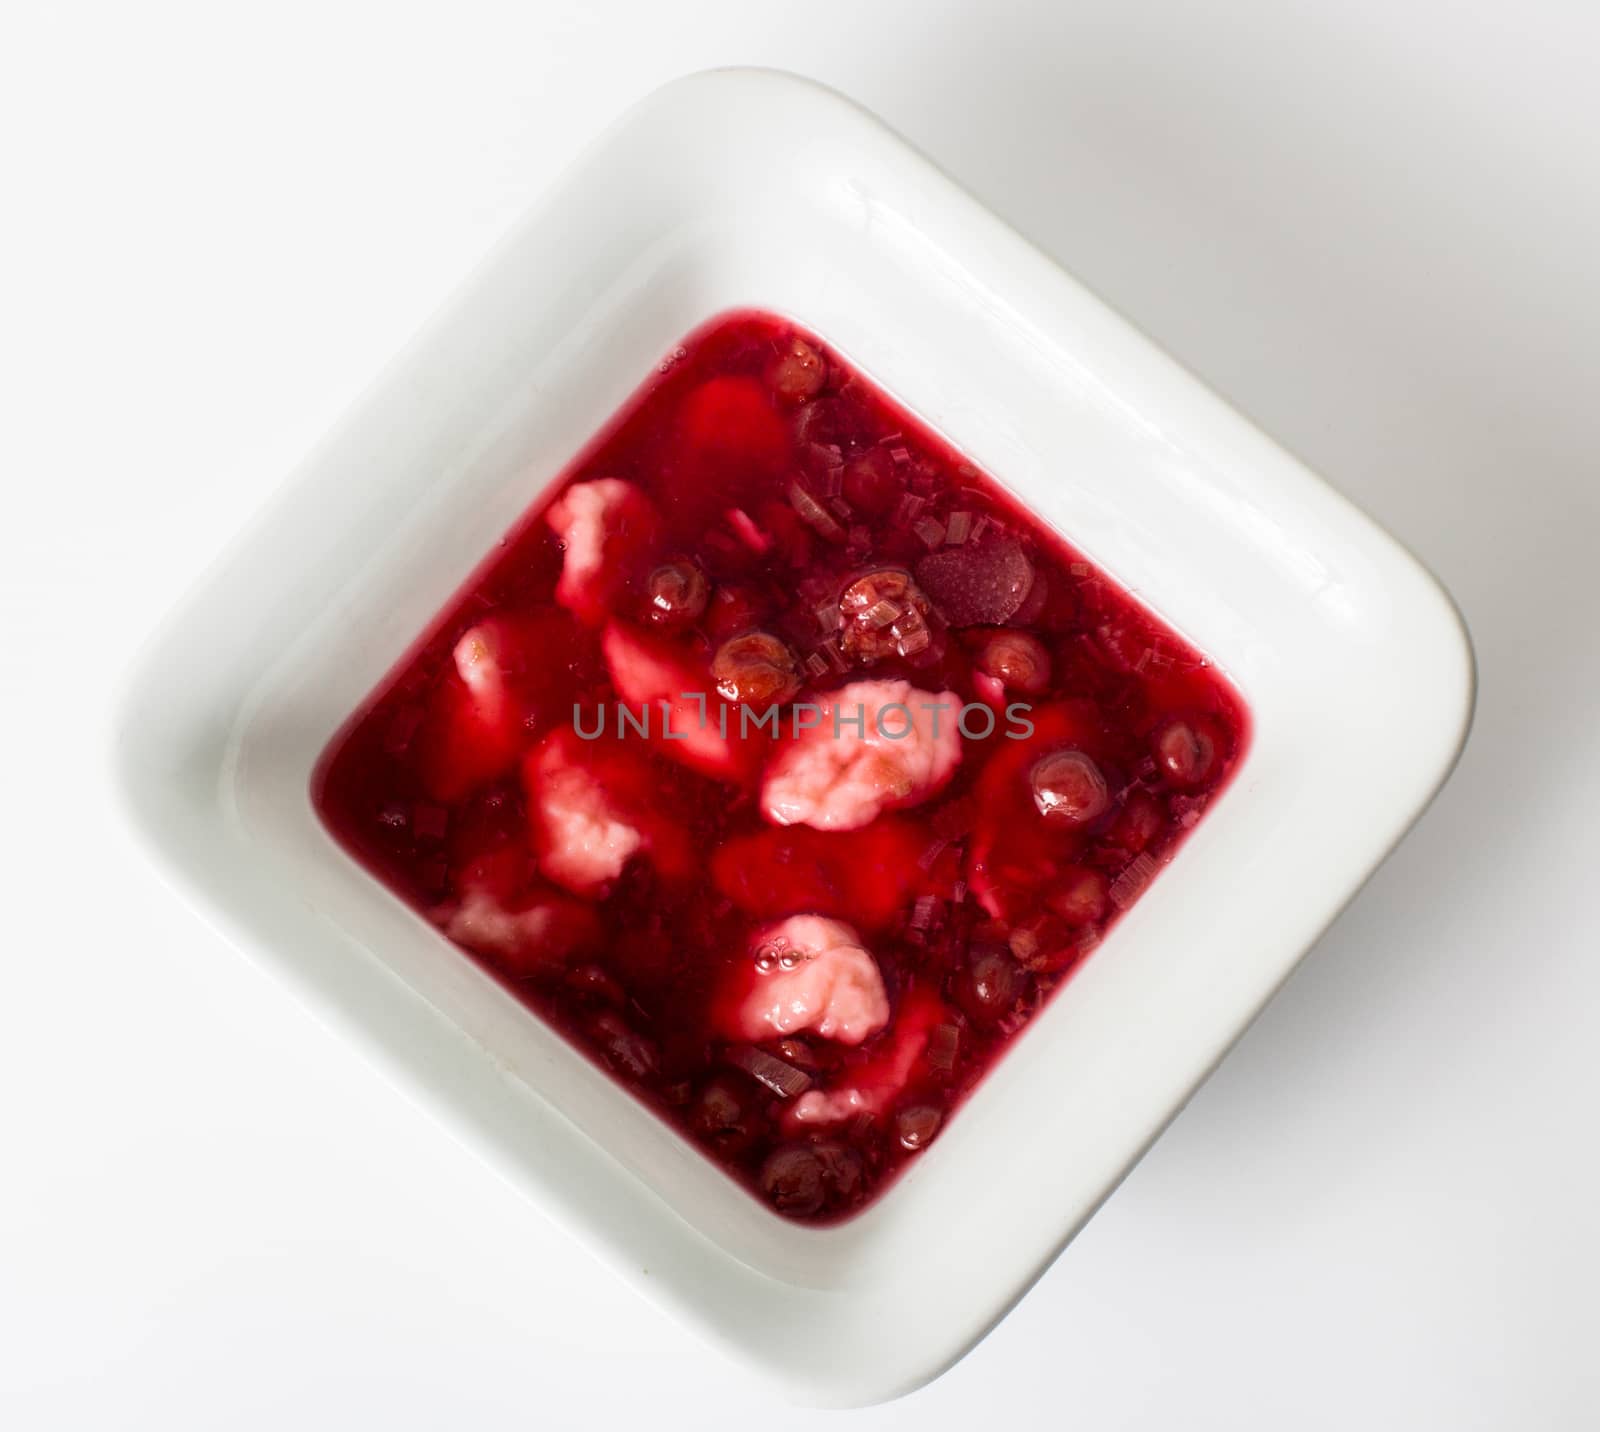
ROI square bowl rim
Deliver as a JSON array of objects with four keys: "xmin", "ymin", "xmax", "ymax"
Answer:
[{"xmin": 109, "ymin": 65, "xmax": 1476, "ymax": 1406}]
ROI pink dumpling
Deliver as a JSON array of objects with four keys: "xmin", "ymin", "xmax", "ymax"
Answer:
[
  {"xmin": 545, "ymin": 478, "xmax": 659, "ymax": 624},
  {"xmin": 725, "ymin": 915, "xmax": 890, "ymax": 1047},
  {"xmin": 759, "ymin": 680, "xmax": 962, "ymax": 831}
]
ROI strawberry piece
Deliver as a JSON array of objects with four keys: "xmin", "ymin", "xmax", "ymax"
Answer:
[
  {"xmin": 916, "ymin": 529, "xmax": 1035, "ymax": 626},
  {"xmin": 415, "ymin": 611, "xmax": 576, "ymax": 803},
  {"xmin": 601, "ymin": 621, "xmax": 767, "ymax": 783},
  {"xmin": 677, "ymin": 375, "xmax": 790, "ymax": 474},
  {"xmin": 416, "ymin": 674, "xmax": 521, "ymax": 804},
  {"xmin": 661, "ymin": 376, "xmax": 793, "ymax": 528}
]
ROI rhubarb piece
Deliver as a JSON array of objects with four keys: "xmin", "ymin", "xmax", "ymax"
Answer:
[
  {"xmin": 837, "ymin": 567, "xmax": 941, "ymax": 666},
  {"xmin": 725, "ymin": 1044, "xmax": 813, "ymax": 1099}
]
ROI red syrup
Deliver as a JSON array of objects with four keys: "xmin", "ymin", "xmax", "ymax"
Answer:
[{"xmin": 313, "ymin": 311, "xmax": 1250, "ymax": 1223}]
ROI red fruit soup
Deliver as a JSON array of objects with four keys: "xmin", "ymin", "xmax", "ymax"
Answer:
[{"xmin": 313, "ymin": 312, "xmax": 1249, "ymax": 1223}]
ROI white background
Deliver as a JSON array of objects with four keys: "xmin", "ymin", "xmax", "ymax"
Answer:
[{"xmin": 4, "ymin": 2, "xmax": 1597, "ymax": 1427}]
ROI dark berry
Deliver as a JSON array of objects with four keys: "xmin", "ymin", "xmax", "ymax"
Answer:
[
  {"xmin": 690, "ymin": 1075, "xmax": 762, "ymax": 1155},
  {"xmin": 957, "ymin": 945, "xmax": 1026, "ymax": 1024},
  {"xmin": 590, "ymin": 1011, "xmax": 658, "ymax": 1082},
  {"xmin": 759, "ymin": 1144, "xmax": 826, "ymax": 1216}
]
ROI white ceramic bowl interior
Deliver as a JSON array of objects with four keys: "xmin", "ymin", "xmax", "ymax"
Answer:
[{"xmin": 112, "ymin": 68, "xmax": 1474, "ymax": 1406}]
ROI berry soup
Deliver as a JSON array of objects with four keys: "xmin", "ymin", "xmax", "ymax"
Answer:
[{"xmin": 313, "ymin": 311, "xmax": 1249, "ymax": 1224}]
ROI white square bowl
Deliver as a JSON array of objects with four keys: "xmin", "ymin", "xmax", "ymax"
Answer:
[{"xmin": 111, "ymin": 67, "xmax": 1474, "ymax": 1407}]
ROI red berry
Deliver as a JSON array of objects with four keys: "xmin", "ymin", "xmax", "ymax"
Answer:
[
  {"xmin": 758, "ymin": 1139, "xmax": 863, "ymax": 1216},
  {"xmin": 894, "ymin": 1101, "xmax": 943, "ymax": 1151},
  {"xmin": 976, "ymin": 630, "xmax": 1051, "ymax": 694},
  {"xmin": 769, "ymin": 337, "xmax": 827, "ymax": 401},
  {"xmin": 794, "ymin": 395, "xmax": 870, "ymax": 453},
  {"xmin": 1109, "ymin": 789, "xmax": 1165, "ymax": 853},
  {"xmin": 1152, "ymin": 715, "xmax": 1225, "ymax": 789},
  {"xmin": 565, "ymin": 962, "xmax": 625, "ymax": 1005},
  {"xmin": 1046, "ymin": 866, "xmax": 1108, "ymax": 925},
  {"xmin": 837, "ymin": 568, "xmax": 940, "ymax": 665},
  {"xmin": 1030, "ymin": 749, "xmax": 1110, "ymax": 826},
  {"xmin": 711, "ymin": 630, "xmax": 801, "ymax": 705},
  {"xmin": 812, "ymin": 1140, "xmax": 864, "ymax": 1203},
  {"xmin": 704, "ymin": 582, "xmax": 770, "ymax": 641},
  {"xmin": 956, "ymin": 945, "xmax": 1026, "ymax": 1024},
  {"xmin": 841, "ymin": 447, "xmax": 901, "ymax": 517},
  {"xmin": 1006, "ymin": 912, "xmax": 1074, "ymax": 972},
  {"xmin": 917, "ymin": 530, "xmax": 1035, "ymax": 627},
  {"xmin": 691, "ymin": 1075, "xmax": 763, "ymax": 1156},
  {"xmin": 644, "ymin": 559, "xmax": 708, "ymax": 630}
]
